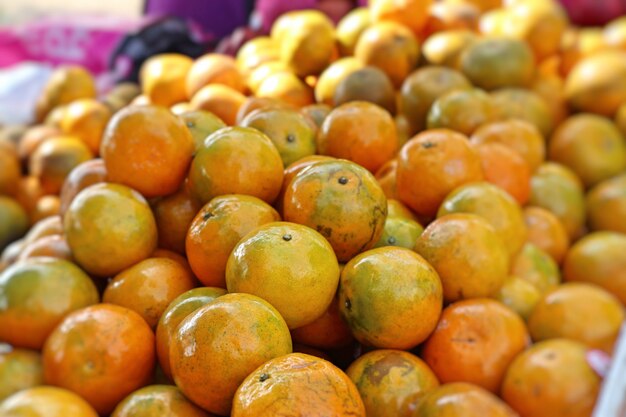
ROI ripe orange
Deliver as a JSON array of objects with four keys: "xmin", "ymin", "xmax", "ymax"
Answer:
[
  {"xmin": 101, "ymin": 105, "xmax": 194, "ymax": 198},
  {"xmin": 373, "ymin": 216, "xmax": 424, "ymax": 249},
  {"xmin": 59, "ymin": 98, "xmax": 111, "ymax": 154},
  {"xmin": 290, "ymin": 295, "xmax": 354, "ymax": 350},
  {"xmin": 586, "ymin": 173, "xmax": 626, "ymax": 234},
  {"xmin": 423, "ymin": 2, "xmax": 479, "ymax": 37},
  {"xmin": 58, "ymin": 158, "xmax": 107, "ymax": 216},
  {"xmin": 170, "ymin": 293, "xmax": 292, "ymax": 415},
  {"xmin": 0, "ymin": 196, "xmax": 29, "ymax": 251},
  {"xmin": 333, "ymin": 67, "xmax": 397, "ymax": 114},
  {"xmin": 18, "ymin": 234, "xmax": 72, "ymax": 262},
  {"xmin": 314, "ymin": 57, "xmax": 364, "ymax": 106},
  {"xmin": 427, "ymin": 88, "xmax": 496, "ymax": 135},
  {"xmin": 236, "ymin": 97, "xmax": 292, "ymax": 124},
  {"xmin": 523, "ymin": 206, "xmax": 570, "ymax": 264},
  {"xmin": 0, "ymin": 386, "xmax": 98, "ymax": 417},
  {"xmin": 0, "ymin": 143, "xmax": 20, "ymax": 197},
  {"xmin": 226, "ymin": 222, "xmax": 340, "ymax": 329},
  {"xmin": 275, "ymin": 155, "xmax": 335, "ymax": 215},
  {"xmin": 43, "ymin": 304, "xmax": 156, "ymax": 415},
  {"xmin": 256, "ymin": 72, "xmax": 315, "ymax": 108},
  {"xmin": 0, "ymin": 348, "xmax": 43, "ymax": 401},
  {"xmin": 35, "ymin": 66, "xmax": 96, "ymax": 123},
  {"xmin": 190, "ymin": 84, "xmax": 247, "ymax": 125},
  {"xmin": 474, "ymin": 142, "xmax": 531, "ymax": 204},
  {"xmin": 30, "ymin": 195, "xmax": 60, "ymax": 224},
  {"xmin": 375, "ymin": 158, "xmax": 398, "ymax": 199},
  {"xmin": 22, "ymin": 214, "xmax": 62, "ymax": 244},
  {"xmin": 496, "ymin": 275, "xmax": 541, "ymax": 321},
  {"xmin": 111, "ymin": 385, "xmax": 211, "ymax": 417},
  {"xmin": 139, "ymin": 53, "xmax": 193, "ymax": 107},
  {"xmin": 339, "ymin": 247, "xmax": 442, "ymax": 349},
  {"xmin": 232, "ymin": 353, "xmax": 365, "ymax": 417},
  {"xmin": 415, "ymin": 213, "xmax": 509, "ymax": 302},
  {"xmin": 186, "ymin": 194, "xmax": 280, "ymax": 288},
  {"xmin": 179, "ymin": 110, "xmax": 226, "ymax": 153},
  {"xmin": 490, "ymin": 88, "xmax": 553, "ymax": 137},
  {"xmin": 152, "ymin": 187, "xmax": 201, "ymax": 254},
  {"xmin": 186, "ymin": 53, "xmax": 245, "ymax": 98},
  {"xmin": 370, "ymin": 0, "xmax": 432, "ymax": 35},
  {"xmin": 336, "ymin": 7, "xmax": 372, "ymax": 56},
  {"xmin": 422, "ymin": 29, "xmax": 478, "ymax": 67},
  {"xmin": 17, "ymin": 125, "xmax": 59, "ymax": 161}
]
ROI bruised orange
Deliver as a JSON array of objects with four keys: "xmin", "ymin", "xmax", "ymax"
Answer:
[
  {"xmin": 111, "ymin": 385, "xmax": 212, "ymax": 417},
  {"xmin": 0, "ymin": 348, "xmax": 43, "ymax": 401},
  {"xmin": 0, "ymin": 386, "xmax": 98, "ymax": 417}
]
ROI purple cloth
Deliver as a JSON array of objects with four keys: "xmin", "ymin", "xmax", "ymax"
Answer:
[{"xmin": 145, "ymin": 0, "xmax": 249, "ymax": 38}]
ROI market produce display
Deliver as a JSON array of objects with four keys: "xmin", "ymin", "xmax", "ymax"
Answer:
[{"xmin": 1, "ymin": 0, "xmax": 626, "ymax": 416}]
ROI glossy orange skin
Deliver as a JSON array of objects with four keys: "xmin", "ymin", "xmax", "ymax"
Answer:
[
  {"xmin": 314, "ymin": 57, "xmax": 364, "ymax": 106},
  {"xmin": 43, "ymin": 304, "xmax": 156, "ymax": 415},
  {"xmin": 414, "ymin": 382, "xmax": 518, "ymax": 417},
  {"xmin": 475, "ymin": 142, "xmax": 531, "ymax": 204},
  {"xmin": 422, "ymin": 29, "xmax": 478, "ymax": 68},
  {"xmin": 111, "ymin": 385, "xmax": 212, "ymax": 417},
  {"xmin": 152, "ymin": 187, "xmax": 201, "ymax": 254},
  {"xmin": 317, "ymin": 101, "xmax": 398, "ymax": 173},
  {"xmin": 17, "ymin": 125, "xmax": 60, "ymax": 161},
  {"xmin": 501, "ymin": 339, "xmax": 601, "ymax": 417},
  {"xmin": 35, "ymin": 66, "xmax": 96, "ymax": 123},
  {"xmin": 563, "ymin": 231, "xmax": 626, "ymax": 305},
  {"xmin": 387, "ymin": 199, "xmax": 418, "ymax": 221},
  {"xmin": 0, "ymin": 348, "xmax": 43, "ymax": 401},
  {"xmin": 64, "ymin": 183, "xmax": 158, "ymax": 277},
  {"xmin": 275, "ymin": 155, "xmax": 334, "ymax": 215},
  {"xmin": 186, "ymin": 194, "xmax": 280, "ymax": 287},
  {"xmin": 427, "ymin": 88, "xmax": 496, "ymax": 136},
  {"xmin": 423, "ymin": 2, "xmax": 479, "ymax": 37},
  {"xmin": 60, "ymin": 98, "xmax": 112, "ymax": 154},
  {"xmin": 179, "ymin": 110, "xmax": 226, "ymax": 153},
  {"xmin": 170, "ymin": 293, "xmax": 292, "ymax": 415},
  {"xmin": 490, "ymin": 88, "xmax": 553, "ymax": 137},
  {"xmin": 31, "ymin": 196, "xmax": 60, "ymax": 224},
  {"xmin": 370, "ymin": 0, "xmax": 432, "ymax": 36},
  {"xmin": 532, "ymin": 72, "xmax": 569, "ymax": 128},
  {"xmin": 0, "ymin": 142, "xmax": 20, "ymax": 196},
  {"xmin": 0, "ymin": 257, "xmax": 99, "ymax": 349},
  {"xmin": 103, "ymin": 257, "xmax": 197, "ymax": 328},
  {"xmin": 190, "ymin": 84, "xmax": 247, "ymax": 125},
  {"xmin": 101, "ymin": 105, "xmax": 194, "ymax": 198},
  {"xmin": 497, "ymin": 275, "xmax": 541, "ymax": 321},
  {"xmin": 346, "ymin": 349, "xmax": 439, "ymax": 417},
  {"xmin": 29, "ymin": 136, "xmax": 93, "ymax": 195},
  {"xmin": 226, "ymin": 222, "xmax": 340, "ymax": 329},
  {"xmin": 58, "ymin": 158, "xmax": 107, "ymax": 216},
  {"xmin": 586, "ymin": 173, "xmax": 626, "ymax": 234},
  {"xmin": 339, "ymin": 247, "xmax": 442, "ymax": 349},
  {"xmin": 236, "ymin": 97, "xmax": 293, "ymax": 124},
  {"xmin": 186, "ymin": 53, "xmax": 245, "ymax": 98},
  {"xmin": 354, "ymin": 21, "xmax": 420, "ymax": 88},
  {"xmin": 301, "ymin": 103, "xmax": 332, "ymax": 128},
  {"xmin": 283, "ymin": 159, "xmax": 387, "ymax": 262},
  {"xmin": 232, "ymin": 353, "xmax": 366, "ymax": 417},
  {"xmin": 375, "ymin": 158, "xmax": 398, "ymax": 199},
  {"xmin": 291, "ymin": 295, "xmax": 354, "ymax": 349},
  {"xmin": 523, "ymin": 206, "xmax": 569, "ymax": 264},
  {"xmin": 155, "ymin": 287, "xmax": 226, "ymax": 378},
  {"xmin": 0, "ymin": 197, "xmax": 29, "ymax": 252},
  {"xmin": 396, "ymin": 129, "xmax": 484, "ymax": 218},
  {"xmin": 139, "ymin": 53, "xmax": 193, "ymax": 107},
  {"xmin": 0, "ymin": 386, "xmax": 99, "ymax": 417},
  {"xmin": 422, "ymin": 299, "xmax": 530, "ymax": 393},
  {"xmin": 529, "ymin": 282, "xmax": 624, "ymax": 353},
  {"xmin": 188, "ymin": 127, "xmax": 284, "ymax": 205},
  {"xmin": 18, "ymin": 235, "xmax": 72, "ymax": 262},
  {"xmin": 415, "ymin": 214, "xmax": 509, "ymax": 303},
  {"xmin": 512, "ymin": 243, "xmax": 561, "ymax": 295},
  {"xmin": 374, "ymin": 216, "xmax": 424, "ymax": 249},
  {"xmin": 528, "ymin": 162, "xmax": 586, "ymax": 240},
  {"xmin": 256, "ymin": 72, "xmax": 315, "ymax": 108}
]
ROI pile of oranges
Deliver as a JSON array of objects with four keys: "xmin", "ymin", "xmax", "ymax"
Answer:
[{"xmin": 1, "ymin": 0, "xmax": 626, "ymax": 415}]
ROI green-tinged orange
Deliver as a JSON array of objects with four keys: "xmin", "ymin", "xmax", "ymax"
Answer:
[
  {"xmin": 511, "ymin": 243, "xmax": 560, "ymax": 295},
  {"xmin": 0, "ymin": 348, "xmax": 43, "ymax": 401},
  {"xmin": 111, "ymin": 385, "xmax": 212, "ymax": 417},
  {"xmin": 0, "ymin": 386, "xmax": 99, "ymax": 417}
]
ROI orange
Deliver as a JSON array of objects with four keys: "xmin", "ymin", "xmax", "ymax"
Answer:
[
  {"xmin": 422, "ymin": 29, "xmax": 478, "ymax": 67},
  {"xmin": 414, "ymin": 382, "xmax": 518, "ymax": 417},
  {"xmin": 531, "ymin": 72, "xmax": 569, "ymax": 127},
  {"xmin": 549, "ymin": 114, "xmax": 626, "ymax": 188},
  {"xmin": 111, "ymin": 385, "xmax": 212, "ymax": 417},
  {"xmin": 18, "ymin": 234, "xmax": 72, "ymax": 262},
  {"xmin": 415, "ymin": 213, "xmax": 509, "ymax": 302},
  {"xmin": 30, "ymin": 195, "xmax": 60, "ymax": 224},
  {"xmin": 373, "ymin": 216, "xmax": 424, "ymax": 249},
  {"xmin": 528, "ymin": 162, "xmax": 586, "ymax": 239},
  {"xmin": 35, "ymin": 66, "xmax": 96, "ymax": 123},
  {"xmin": 336, "ymin": 7, "xmax": 371, "ymax": 56},
  {"xmin": 152, "ymin": 187, "xmax": 201, "ymax": 254},
  {"xmin": 16, "ymin": 177, "xmax": 45, "ymax": 217},
  {"xmin": 490, "ymin": 88, "xmax": 553, "ymax": 137},
  {"xmin": 187, "ymin": 127, "xmax": 283, "ymax": 204},
  {"xmin": 333, "ymin": 67, "xmax": 397, "ymax": 115},
  {"xmin": 0, "ymin": 257, "xmax": 98, "ymax": 349},
  {"xmin": 511, "ymin": 242, "xmax": 561, "ymax": 295},
  {"xmin": 226, "ymin": 222, "xmax": 340, "ymax": 329},
  {"xmin": 474, "ymin": 142, "xmax": 531, "ymax": 204},
  {"xmin": 236, "ymin": 97, "xmax": 293, "ymax": 124},
  {"xmin": 29, "ymin": 136, "xmax": 92, "ymax": 195},
  {"xmin": 241, "ymin": 108, "xmax": 317, "ymax": 167},
  {"xmin": 291, "ymin": 344, "xmax": 331, "ymax": 361},
  {"xmin": 460, "ymin": 37, "xmax": 535, "ymax": 91},
  {"xmin": 255, "ymin": 71, "xmax": 314, "ymax": 108},
  {"xmin": 59, "ymin": 98, "xmax": 111, "ymax": 154},
  {"xmin": 396, "ymin": 129, "xmax": 484, "ymax": 218},
  {"xmin": 58, "ymin": 158, "xmax": 107, "ymax": 216},
  {"xmin": 190, "ymin": 84, "xmax": 247, "ymax": 126},
  {"xmin": 422, "ymin": 299, "xmax": 529, "ymax": 392},
  {"xmin": 317, "ymin": 101, "xmax": 398, "ymax": 173},
  {"xmin": 290, "ymin": 295, "xmax": 354, "ymax": 349},
  {"xmin": 370, "ymin": 0, "xmax": 432, "ymax": 35},
  {"xmin": 246, "ymin": 61, "xmax": 291, "ymax": 94},
  {"xmin": 563, "ymin": 231, "xmax": 626, "ymax": 304},
  {"xmin": 235, "ymin": 36, "xmax": 280, "ymax": 75},
  {"xmin": 155, "ymin": 287, "xmax": 226, "ymax": 378},
  {"xmin": 501, "ymin": 339, "xmax": 601, "ymax": 417},
  {"xmin": 283, "ymin": 159, "xmax": 387, "ymax": 262},
  {"xmin": 339, "ymin": 247, "xmax": 443, "ymax": 349},
  {"xmin": 179, "ymin": 110, "xmax": 226, "ymax": 152},
  {"xmin": 346, "ymin": 349, "xmax": 439, "ymax": 417},
  {"xmin": 232, "ymin": 353, "xmax": 365, "ymax": 417},
  {"xmin": 604, "ymin": 15, "xmax": 626, "ymax": 49},
  {"xmin": 0, "ymin": 386, "xmax": 98, "ymax": 417},
  {"xmin": 186, "ymin": 194, "xmax": 280, "ymax": 288},
  {"xmin": 0, "ymin": 141, "xmax": 21, "ymax": 197},
  {"xmin": 17, "ymin": 125, "xmax": 60, "ymax": 161},
  {"xmin": 616, "ymin": 102, "xmax": 626, "ymax": 137},
  {"xmin": 103, "ymin": 257, "xmax": 197, "ymax": 328},
  {"xmin": 186, "ymin": 53, "xmax": 244, "ymax": 98},
  {"xmin": 427, "ymin": 88, "xmax": 496, "ymax": 135},
  {"xmin": 523, "ymin": 206, "xmax": 569, "ymax": 264},
  {"xmin": 64, "ymin": 183, "xmax": 157, "ymax": 277},
  {"xmin": 0, "ymin": 348, "xmax": 43, "ymax": 401},
  {"xmin": 565, "ymin": 51, "xmax": 626, "ymax": 117},
  {"xmin": 43, "ymin": 304, "xmax": 155, "ymax": 415},
  {"xmin": 438, "ymin": 182, "xmax": 527, "ymax": 259},
  {"xmin": 586, "ymin": 173, "xmax": 626, "ymax": 234},
  {"xmin": 170, "ymin": 101, "xmax": 191, "ymax": 115},
  {"xmin": 275, "ymin": 155, "xmax": 335, "ymax": 215},
  {"xmin": 314, "ymin": 57, "xmax": 364, "ymax": 106},
  {"xmin": 139, "ymin": 53, "xmax": 193, "ymax": 106},
  {"xmin": 529, "ymin": 282, "xmax": 624, "ymax": 353},
  {"xmin": 300, "ymin": 103, "xmax": 332, "ymax": 128},
  {"xmin": 22, "ymin": 215, "xmax": 63, "ymax": 244},
  {"xmin": 387, "ymin": 198, "xmax": 418, "ymax": 221},
  {"xmin": 375, "ymin": 158, "xmax": 398, "ymax": 199},
  {"xmin": 423, "ymin": 2, "xmax": 479, "ymax": 37},
  {"xmin": 0, "ymin": 197, "xmax": 29, "ymax": 251},
  {"xmin": 470, "ymin": 119, "xmax": 545, "ymax": 173},
  {"xmin": 559, "ymin": 27, "xmax": 608, "ymax": 78},
  {"xmin": 496, "ymin": 275, "xmax": 541, "ymax": 321},
  {"xmin": 170, "ymin": 293, "xmax": 292, "ymax": 415},
  {"xmin": 399, "ymin": 66, "xmax": 471, "ymax": 135}
]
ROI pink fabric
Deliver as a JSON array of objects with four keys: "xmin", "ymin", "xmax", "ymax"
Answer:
[{"xmin": 559, "ymin": 0, "xmax": 626, "ymax": 26}]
